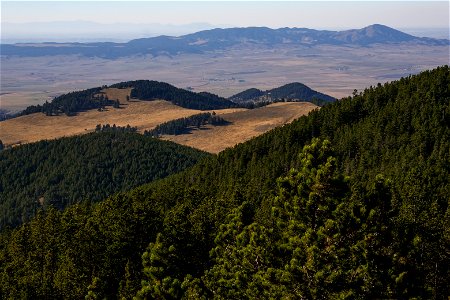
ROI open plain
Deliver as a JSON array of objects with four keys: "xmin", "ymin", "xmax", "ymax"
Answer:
[{"xmin": 1, "ymin": 43, "xmax": 448, "ymax": 113}]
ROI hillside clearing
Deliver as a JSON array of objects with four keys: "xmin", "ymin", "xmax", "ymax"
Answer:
[
  {"xmin": 0, "ymin": 99, "xmax": 317, "ymax": 153},
  {"xmin": 0, "ymin": 100, "xmax": 202, "ymax": 146},
  {"xmin": 163, "ymin": 102, "xmax": 318, "ymax": 153},
  {"xmin": 102, "ymin": 87, "xmax": 133, "ymax": 104}
]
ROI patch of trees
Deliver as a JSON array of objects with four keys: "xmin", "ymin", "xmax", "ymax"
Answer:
[
  {"xmin": 0, "ymin": 66, "xmax": 448, "ymax": 298},
  {"xmin": 110, "ymin": 80, "xmax": 237, "ymax": 110},
  {"xmin": 237, "ymin": 97, "xmax": 305, "ymax": 109},
  {"xmin": 229, "ymin": 87, "xmax": 265, "ymax": 102},
  {"xmin": 0, "ymin": 132, "xmax": 209, "ymax": 229},
  {"xmin": 144, "ymin": 112, "xmax": 229, "ymax": 137},
  {"xmin": 19, "ymin": 87, "xmax": 117, "ymax": 116},
  {"xmin": 95, "ymin": 124, "xmax": 137, "ymax": 133}
]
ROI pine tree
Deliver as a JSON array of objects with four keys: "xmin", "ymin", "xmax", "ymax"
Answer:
[{"xmin": 135, "ymin": 233, "xmax": 182, "ymax": 300}]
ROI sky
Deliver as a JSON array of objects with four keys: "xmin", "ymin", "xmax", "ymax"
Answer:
[{"xmin": 1, "ymin": 1, "xmax": 449, "ymax": 42}]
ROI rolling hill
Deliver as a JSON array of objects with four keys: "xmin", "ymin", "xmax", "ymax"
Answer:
[
  {"xmin": 1, "ymin": 24, "xmax": 448, "ymax": 58},
  {"xmin": 229, "ymin": 82, "xmax": 336, "ymax": 105},
  {"xmin": 0, "ymin": 99, "xmax": 317, "ymax": 153},
  {"xmin": 20, "ymin": 80, "xmax": 236, "ymax": 116},
  {"xmin": 0, "ymin": 81, "xmax": 324, "ymax": 151}
]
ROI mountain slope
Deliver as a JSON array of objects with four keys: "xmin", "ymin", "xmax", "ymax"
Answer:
[
  {"xmin": 0, "ymin": 66, "xmax": 448, "ymax": 298},
  {"xmin": 0, "ymin": 131, "xmax": 209, "ymax": 229},
  {"xmin": 1, "ymin": 24, "xmax": 448, "ymax": 58}
]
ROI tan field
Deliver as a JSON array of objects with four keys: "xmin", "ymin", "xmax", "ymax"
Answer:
[
  {"xmin": 0, "ymin": 100, "xmax": 201, "ymax": 147},
  {"xmin": 163, "ymin": 102, "xmax": 318, "ymax": 153},
  {"xmin": 0, "ymin": 93, "xmax": 316, "ymax": 153}
]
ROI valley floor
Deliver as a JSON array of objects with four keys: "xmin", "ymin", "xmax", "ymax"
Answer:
[{"xmin": 1, "ymin": 44, "xmax": 447, "ymax": 113}]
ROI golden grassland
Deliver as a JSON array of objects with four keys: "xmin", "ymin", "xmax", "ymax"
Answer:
[
  {"xmin": 0, "ymin": 100, "xmax": 198, "ymax": 147},
  {"xmin": 0, "ymin": 88, "xmax": 317, "ymax": 153}
]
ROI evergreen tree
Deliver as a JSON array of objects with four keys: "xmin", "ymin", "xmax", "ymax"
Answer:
[{"xmin": 135, "ymin": 233, "xmax": 182, "ymax": 300}]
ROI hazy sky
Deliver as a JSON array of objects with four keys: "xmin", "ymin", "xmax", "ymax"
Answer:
[{"xmin": 2, "ymin": 1, "xmax": 449, "ymax": 29}]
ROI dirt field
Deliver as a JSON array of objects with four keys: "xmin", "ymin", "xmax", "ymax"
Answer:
[
  {"xmin": 163, "ymin": 102, "xmax": 318, "ymax": 153},
  {"xmin": 0, "ymin": 97, "xmax": 316, "ymax": 153}
]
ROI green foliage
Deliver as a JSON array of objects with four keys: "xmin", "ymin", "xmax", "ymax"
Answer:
[
  {"xmin": 203, "ymin": 202, "xmax": 278, "ymax": 299},
  {"xmin": 135, "ymin": 233, "xmax": 182, "ymax": 300},
  {"xmin": 0, "ymin": 132, "xmax": 209, "ymax": 229},
  {"xmin": 197, "ymin": 139, "xmax": 352, "ymax": 298}
]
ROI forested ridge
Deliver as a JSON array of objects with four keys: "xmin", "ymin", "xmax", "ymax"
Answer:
[
  {"xmin": 229, "ymin": 82, "xmax": 336, "ymax": 106},
  {"xmin": 0, "ymin": 66, "xmax": 448, "ymax": 298},
  {"xmin": 110, "ymin": 80, "xmax": 237, "ymax": 110},
  {"xmin": 20, "ymin": 87, "xmax": 106, "ymax": 116},
  {"xmin": 0, "ymin": 132, "xmax": 209, "ymax": 229}
]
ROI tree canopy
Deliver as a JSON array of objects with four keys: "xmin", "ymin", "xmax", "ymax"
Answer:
[{"xmin": 0, "ymin": 131, "xmax": 209, "ymax": 229}]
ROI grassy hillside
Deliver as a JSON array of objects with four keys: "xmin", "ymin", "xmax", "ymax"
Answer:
[
  {"xmin": 18, "ymin": 80, "xmax": 236, "ymax": 118},
  {"xmin": 163, "ymin": 102, "xmax": 318, "ymax": 153},
  {"xmin": 0, "ymin": 100, "xmax": 203, "ymax": 147},
  {"xmin": 0, "ymin": 101, "xmax": 314, "ymax": 153},
  {"xmin": 0, "ymin": 66, "xmax": 448, "ymax": 298},
  {"xmin": 0, "ymin": 132, "xmax": 209, "ymax": 229}
]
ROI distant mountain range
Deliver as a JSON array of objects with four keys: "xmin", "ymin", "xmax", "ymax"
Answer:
[{"xmin": 1, "ymin": 24, "xmax": 448, "ymax": 58}]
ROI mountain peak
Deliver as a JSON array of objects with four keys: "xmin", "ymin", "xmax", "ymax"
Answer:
[
  {"xmin": 365, "ymin": 23, "xmax": 392, "ymax": 30},
  {"xmin": 332, "ymin": 24, "xmax": 416, "ymax": 45}
]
